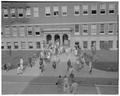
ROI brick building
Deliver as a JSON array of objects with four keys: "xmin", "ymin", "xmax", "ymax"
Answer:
[{"xmin": 2, "ymin": 1, "xmax": 118, "ymax": 51}]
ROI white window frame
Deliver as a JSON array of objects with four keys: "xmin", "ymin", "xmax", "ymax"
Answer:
[
  {"xmin": 82, "ymin": 24, "xmax": 88, "ymax": 35},
  {"xmin": 21, "ymin": 42, "xmax": 26, "ymax": 49},
  {"xmin": 99, "ymin": 24, "xmax": 105, "ymax": 35},
  {"xmin": 33, "ymin": 7, "xmax": 39, "ymax": 17},
  {"xmin": 100, "ymin": 3, "xmax": 106, "ymax": 15},
  {"xmin": 14, "ymin": 42, "xmax": 19, "ymax": 49},
  {"xmin": 83, "ymin": 41, "xmax": 88, "ymax": 49},
  {"xmin": 108, "ymin": 3, "xmax": 115, "ymax": 14},
  {"xmin": 91, "ymin": 4, "xmax": 97, "ymax": 15},
  {"xmin": 108, "ymin": 23, "xmax": 114, "ymax": 34},
  {"xmin": 45, "ymin": 7, "xmax": 51, "ymax": 17},
  {"xmin": 19, "ymin": 26, "xmax": 25, "ymax": 37},
  {"xmin": 12, "ymin": 26, "xmax": 18, "ymax": 37},
  {"xmin": 91, "ymin": 24, "xmax": 97, "ymax": 35},
  {"xmin": 26, "ymin": 7, "xmax": 31, "ymax": 17},
  {"xmin": 82, "ymin": 5, "xmax": 88, "ymax": 15},
  {"xmin": 28, "ymin": 42, "xmax": 33, "ymax": 49},
  {"xmin": 34, "ymin": 26, "xmax": 40, "ymax": 36},
  {"xmin": 53, "ymin": 6, "xmax": 59, "ymax": 16},
  {"xmin": 3, "ymin": 8, "xmax": 9, "ymax": 18},
  {"xmin": 7, "ymin": 42, "xmax": 11, "ymax": 49},
  {"xmin": 4, "ymin": 26, "xmax": 10, "ymax": 37},
  {"xmin": 74, "ymin": 24, "xmax": 80, "ymax": 35},
  {"xmin": 74, "ymin": 5, "xmax": 80, "ymax": 16},
  {"xmin": 27, "ymin": 26, "xmax": 33, "ymax": 36},
  {"xmin": 18, "ymin": 8, "xmax": 24, "ymax": 18},
  {"xmin": 10, "ymin": 8, "xmax": 16, "ymax": 18},
  {"xmin": 61, "ymin": 6, "xmax": 67, "ymax": 16}
]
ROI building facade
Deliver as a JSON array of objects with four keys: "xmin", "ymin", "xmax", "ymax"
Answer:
[{"xmin": 2, "ymin": 1, "xmax": 118, "ymax": 51}]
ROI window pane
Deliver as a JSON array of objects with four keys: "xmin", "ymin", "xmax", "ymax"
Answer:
[
  {"xmin": 26, "ymin": 7, "xmax": 31, "ymax": 17},
  {"xmin": 3, "ymin": 8, "xmax": 8, "ymax": 18},
  {"xmin": 83, "ymin": 5, "xmax": 88, "ymax": 15},
  {"xmin": 14, "ymin": 42, "xmax": 19, "ymax": 49},
  {"xmin": 35, "ymin": 26, "xmax": 40, "ymax": 36},
  {"xmin": 74, "ymin": 6, "xmax": 80, "ymax": 15},
  {"xmin": 2, "ymin": 42, "xmax": 4, "ymax": 49},
  {"xmin": 82, "ymin": 24, "xmax": 88, "ymax": 34},
  {"xmin": 33, "ymin": 7, "xmax": 39, "ymax": 17},
  {"xmin": 109, "ymin": 3, "xmax": 115, "ymax": 14},
  {"xmin": 21, "ymin": 42, "xmax": 26, "ymax": 49},
  {"xmin": 4, "ymin": 27, "xmax": 10, "ymax": 37},
  {"xmin": 91, "ymin": 4, "xmax": 97, "ymax": 14},
  {"xmin": 83, "ymin": 41, "xmax": 88, "ymax": 48},
  {"xmin": 75, "ymin": 24, "xmax": 79, "ymax": 32},
  {"xmin": 36, "ymin": 42, "xmax": 41, "ymax": 49},
  {"xmin": 19, "ymin": 26, "xmax": 25, "ymax": 36},
  {"xmin": 27, "ymin": 26, "xmax": 33, "ymax": 36},
  {"xmin": 100, "ymin": 24, "xmax": 104, "ymax": 33},
  {"xmin": 18, "ymin": 8, "xmax": 24, "ymax": 17},
  {"xmin": 10, "ymin": 8, "xmax": 16, "ymax": 17},
  {"xmin": 62, "ymin": 6, "xmax": 67, "ymax": 16},
  {"xmin": 91, "ymin": 24, "xmax": 97, "ymax": 35},
  {"xmin": 100, "ymin": 3, "xmax": 106, "ymax": 14},
  {"xmin": 45, "ymin": 7, "xmax": 51, "ymax": 16},
  {"xmin": 12, "ymin": 26, "xmax": 18, "ymax": 36},
  {"xmin": 7, "ymin": 42, "xmax": 11, "ymax": 49},
  {"xmin": 28, "ymin": 42, "xmax": 33, "ymax": 49},
  {"xmin": 108, "ymin": 23, "xmax": 114, "ymax": 33},
  {"xmin": 53, "ymin": 6, "xmax": 59, "ymax": 16}
]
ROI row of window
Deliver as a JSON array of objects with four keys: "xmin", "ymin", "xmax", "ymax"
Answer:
[
  {"xmin": 2, "ymin": 3, "xmax": 116, "ymax": 18},
  {"xmin": 2, "ymin": 40, "xmax": 118, "ymax": 50},
  {"xmin": 2, "ymin": 23, "xmax": 117, "ymax": 37},
  {"xmin": 74, "ymin": 23, "xmax": 117, "ymax": 35}
]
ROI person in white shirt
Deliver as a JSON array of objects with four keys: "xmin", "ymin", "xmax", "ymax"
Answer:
[
  {"xmin": 20, "ymin": 57, "xmax": 24, "ymax": 71},
  {"xmin": 71, "ymin": 81, "xmax": 79, "ymax": 94}
]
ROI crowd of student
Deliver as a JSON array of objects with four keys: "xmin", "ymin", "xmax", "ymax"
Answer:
[{"xmin": 2, "ymin": 41, "xmax": 97, "ymax": 94}]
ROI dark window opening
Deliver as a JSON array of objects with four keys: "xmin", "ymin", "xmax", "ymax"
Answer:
[
  {"xmin": 54, "ymin": 11, "xmax": 59, "ymax": 16},
  {"xmin": 100, "ymin": 10, "xmax": 105, "ymax": 14},
  {"xmin": 1, "ymin": 46, "xmax": 4, "ymax": 49},
  {"xmin": 75, "ymin": 11, "xmax": 79, "ymax": 14},
  {"xmin": 19, "ymin": 14, "xmax": 23, "ymax": 17},
  {"xmin": 36, "ymin": 32, "xmax": 40, "ymax": 35},
  {"xmin": 83, "ymin": 11, "xmax": 88, "ymax": 14},
  {"xmin": 29, "ymin": 46, "xmax": 33, "ymax": 49},
  {"xmin": 4, "ymin": 14, "xmax": 8, "ymax": 17},
  {"xmin": 7, "ymin": 46, "xmax": 11, "ymax": 49},
  {"xmin": 83, "ymin": 30, "xmax": 88, "ymax": 33},
  {"xmin": 109, "ymin": 10, "xmax": 114, "ymax": 13},
  {"xmin": 14, "ymin": 46, "xmax": 18, "ymax": 49},
  {"xmin": 92, "ymin": 10, "xmax": 97, "ymax": 14},
  {"xmin": 46, "ymin": 13, "xmax": 51, "ymax": 16},
  {"xmin": 28, "ymin": 31, "xmax": 32, "ymax": 35}
]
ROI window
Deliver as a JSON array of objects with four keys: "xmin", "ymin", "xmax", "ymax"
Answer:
[
  {"xmin": 12, "ymin": 26, "xmax": 18, "ymax": 37},
  {"xmin": 28, "ymin": 42, "xmax": 33, "ymax": 49},
  {"xmin": 19, "ymin": 26, "xmax": 25, "ymax": 36},
  {"xmin": 18, "ymin": 8, "xmax": 24, "ymax": 18},
  {"xmin": 108, "ymin": 40, "xmax": 113, "ymax": 49},
  {"xmin": 45, "ymin": 7, "xmax": 51, "ymax": 16},
  {"xmin": 21, "ymin": 42, "xmax": 26, "ymax": 49},
  {"xmin": 34, "ymin": 26, "xmax": 40, "ymax": 36},
  {"xmin": 82, "ymin": 24, "xmax": 88, "ymax": 35},
  {"xmin": 14, "ymin": 42, "xmax": 19, "ymax": 49},
  {"xmin": 100, "ymin": 41, "xmax": 109, "ymax": 50},
  {"xmin": 36, "ymin": 42, "xmax": 41, "ymax": 49},
  {"xmin": 61, "ymin": 6, "xmax": 67, "ymax": 16},
  {"xmin": 26, "ymin": 7, "xmax": 31, "ymax": 17},
  {"xmin": 100, "ymin": 3, "xmax": 106, "ymax": 14},
  {"xmin": 91, "ymin": 41, "xmax": 96, "ymax": 47},
  {"xmin": 10, "ymin": 8, "xmax": 16, "ymax": 18},
  {"xmin": 75, "ymin": 24, "xmax": 79, "ymax": 32},
  {"xmin": 82, "ymin": 5, "xmax": 88, "ymax": 15},
  {"xmin": 91, "ymin": 4, "xmax": 97, "ymax": 15},
  {"xmin": 83, "ymin": 41, "xmax": 88, "ymax": 49},
  {"xmin": 100, "ymin": 24, "xmax": 105, "ymax": 34},
  {"xmin": 3, "ymin": 8, "xmax": 8, "ymax": 18},
  {"xmin": 7, "ymin": 42, "xmax": 11, "ymax": 49},
  {"xmin": 4, "ymin": 26, "xmax": 10, "ymax": 37},
  {"xmin": 33, "ymin": 7, "xmax": 39, "ymax": 17},
  {"xmin": 108, "ymin": 23, "xmax": 114, "ymax": 34},
  {"xmin": 2, "ymin": 42, "xmax": 4, "ymax": 49},
  {"xmin": 117, "ymin": 40, "xmax": 118, "ymax": 48},
  {"xmin": 27, "ymin": 26, "xmax": 33, "ymax": 36},
  {"xmin": 91, "ymin": 24, "xmax": 97, "ymax": 35},
  {"xmin": 53, "ymin": 6, "xmax": 59, "ymax": 16},
  {"xmin": 109, "ymin": 3, "xmax": 115, "ymax": 14},
  {"xmin": 74, "ymin": 5, "xmax": 80, "ymax": 15}
]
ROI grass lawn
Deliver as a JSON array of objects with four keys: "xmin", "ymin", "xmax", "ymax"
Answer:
[
  {"xmin": 85, "ymin": 50, "xmax": 118, "ymax": 72},
  {"xmin": 2, "ymin": 50, "xmax": 119, "ymax": 72}
]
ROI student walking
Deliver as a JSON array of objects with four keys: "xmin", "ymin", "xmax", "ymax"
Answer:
[
  {"xmin": 70, "ymin": 81, "xmax": 79, "ymax": 94},
  {"xmin": 67, "ymin": 59, "xmax": 72, "ymax": 71}
]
